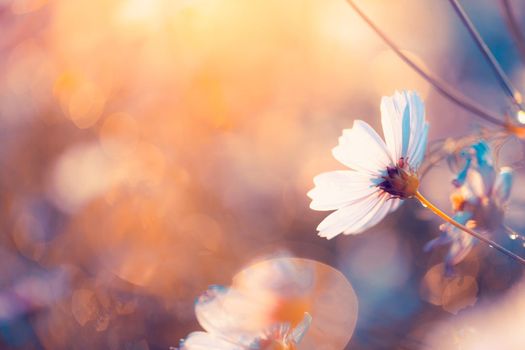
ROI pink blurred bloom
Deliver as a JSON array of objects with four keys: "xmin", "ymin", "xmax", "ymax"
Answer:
[
  {"xmin": 180, "ymin": 285, "xmax": 311, "ymax": 350},
  {"xmin": 179, "ymin": 258, "xmax": 316, "ymax": 350}
]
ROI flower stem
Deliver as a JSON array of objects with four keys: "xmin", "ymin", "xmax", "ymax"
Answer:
[
  {"xmin": 448, "ymin": 0, "xmax": 524, "ymax": 109},
  {"xmin": 414, "ymin": 191, "xmax": 525, "ymax": 266}
]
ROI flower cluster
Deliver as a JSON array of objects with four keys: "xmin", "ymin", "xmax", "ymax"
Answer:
[{"xmin": 424, "ymin": 140, "xmax": 513, "ymax": 271}]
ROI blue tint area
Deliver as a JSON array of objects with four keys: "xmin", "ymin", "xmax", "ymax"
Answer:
[
  {"xmin": 455, "ymin": 0, "xmax": 521, "ymax": 84},
  {"xmin": 0, "ymin": 317, "xmax": 39, "ymax": 349}
]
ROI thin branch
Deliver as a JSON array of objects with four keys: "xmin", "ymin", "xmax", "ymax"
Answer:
[
  {"xmin": 415, "ymin": 192, "xmax": 525, "ymax": 266},
  {"xmin": 499, "ymin": 0, "xmax": 525, "ymax": 63},
  {"xmin": 345, "ymin": 0, "xmax": 508, "ymax": 128},
  {"xmin": 449, "ymin": 0, "xmax": 524, "ymax": 109}
]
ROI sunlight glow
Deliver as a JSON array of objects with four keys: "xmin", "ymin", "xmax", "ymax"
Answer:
[{"xmin": 517, "ymin": 110, "xmax": 525, "ymax": 124}]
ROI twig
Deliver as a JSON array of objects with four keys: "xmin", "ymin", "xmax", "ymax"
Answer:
[
  {"xmin": 449, "ymin": 0, "xmax": 524, "ymax": 109},
  {"xmin": 345, "ymin": 0, "xmax": 508, "ymax": 128}
]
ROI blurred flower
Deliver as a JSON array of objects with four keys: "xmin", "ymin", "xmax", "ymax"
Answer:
[
  {"xmin": 419, "ymin": 262, "xmax": 479, "ymax": 314},
  {"xmin": 179, "ymin": 257, "xmax": 358, "ymax": 349},
  {"xmin": 308, "ymin": 90, "xmax": 428, "ymax": 238},
  {"xmin": 181, "ymin": 286, "xmax": 311, "ymax": 350},
  {"xmin": 425, "ymin": 140, "xmax": 514, "ymax": 272}
]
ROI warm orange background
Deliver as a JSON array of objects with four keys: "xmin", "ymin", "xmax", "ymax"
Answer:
[{"xmin": 1, "ymin": 0, "xmax": 525, "ymax": 349}]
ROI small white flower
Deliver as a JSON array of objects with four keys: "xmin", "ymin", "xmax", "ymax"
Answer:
[{"xmin": 308, "ymin": 90, "xmax": 428, "ymax": 239}]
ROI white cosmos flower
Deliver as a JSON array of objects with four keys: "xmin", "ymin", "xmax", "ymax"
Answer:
[{"xmin": 308, "ymin": 90, "xmax": 428, "ymax": 239}]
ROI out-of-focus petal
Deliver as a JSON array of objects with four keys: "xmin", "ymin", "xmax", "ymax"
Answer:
[
  {"xmin": 423, "ymin": 233, "xmax": 453, "ymax": 252},
  {"xmin": 307, "ymin": 170, "xmax": 376, "ymax": 211},
  {"xmin": 194, "ymin": 286, "xmax": 264, "ymax": 347},
  {"xmin": 425, "ymin": 211, "xmax": 474, "ymax": 270},
  {"xmin": 472, "ymin": 141, "xmax": 492, "ymax": 168},
  {"xmin": 452, "ymin": 155, "xmax": 472, "ymax": 188},
  {"xmin": 332, "ymin": 120, "xmax": 392, "ymax": 175},
  {"xmin": 180, "ymin": 332, "xmax": 244, "ymax": 350},
  {"xmin": 445, "ymin": 229, "xmax": 474, "ymax": 267},
  {"xmin": 466, "ymin": 169, "xmax": 488, "ymax": 199},
  {"xmin": 493, "ymin": 167, "xmax": 513, "ymax": 204},
  {"xmin": 458, "ymin": 140, "xmax": 495, "ymax": 197},
  {"xmin": 269, "ymin": 258, "xmax": 358, "ymax": 349},
  {"xmin": 233, "ymin": 258, "xmax": 314, "ymax": 302},
  {"xmin": 290, "ymin": 313, "xmax": 312, "ymax": 344},
  {"xmin": 473, "ymin": 141, "xmax": 495, "ymax": 196}
]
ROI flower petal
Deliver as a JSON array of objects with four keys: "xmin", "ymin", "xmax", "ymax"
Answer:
[
  {"xmin": 181, "ymin": 332, "xmax": 244, "ymax": 350},
  {"xmin": 423, "ymin": 233, "xmax": 453, "ymax": 252},
  {"xmin": 424, "ymin": 211, "xmax": 474, "ymax": 269},
  {"xmin": 380, "ymin": 90, "xmax": 427, "ymax": 169},
  {"xmin": 388, "ymin": 198, "xmax": 403, "ymax": 213},
  {"xmin": 472, "ymin": 141, "xmax": 496, "ymax": 195},
  {"xmin": 317, "ymin": 191, "xmax": 392, "ymax": 239},
  {"xmin": 332, "ymin": 120, "xmax": 392, "ymax": 175},
  {"xmin": 380, "ymin": 91, "xmax": 410, "ymax": 162},
  {"xmin": 409, "ymin": 122, "xmax": 428, "ymax": 170},
  {"xmin": 290, "ymin": 313, "xmax": 312, "ymax": 345},
  {"xmin": 346, "ymin": 194, "xmax": 395, "ymax": 233},
  {"xmin": 405, "ymin": 93, "xmax": 428, "ymax": 170},
  {"xmin": 466, "ymin": 169, "xmax": 488, "ymax": 199},
  {"xmin": 493, "ymin": 167, "xmax": 513, "ymax": 203},
  {"xmin": 446, "ymin": 231, "xmax": 474, "ymax": 267},
  {"xmin": 194, "ymin": 286, "xmax": 263, "ymax": 346},
  {"xmin": 307, "ymin": 170, "xmax": 376, "ymax": 211},
  {"xmin": 316, "ymin": 192, "xmax": 380, "ymax": 238},
  {"xmin": 452, "ymin": 154, "xmax": 472, "ymax": 188}
]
